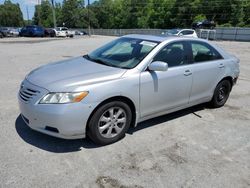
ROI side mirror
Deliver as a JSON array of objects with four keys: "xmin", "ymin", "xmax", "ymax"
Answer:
[
  {"xmin": 148, "ymin": 61, "xmax": 168, "ymax": 72},
  {"xmin": 179, "ymin": 33, "xmax": 183, "ymax": 36}
]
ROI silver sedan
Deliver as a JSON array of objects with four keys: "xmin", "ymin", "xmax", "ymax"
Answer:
[{"xmin": 18, "ymin": 34, "xmax": 240, "ymax": 145}]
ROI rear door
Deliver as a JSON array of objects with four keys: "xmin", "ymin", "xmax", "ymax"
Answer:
[{"xmin": 187, "ymin": 41, "xmax": 226, "ymax": 103}]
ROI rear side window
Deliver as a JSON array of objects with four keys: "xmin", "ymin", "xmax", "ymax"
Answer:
[
  {"xmin": 153, "ymin": 42, "xmax": 189, "ymax": 68},
  {"xmin": 180, "ymin": 30, "xmax": 194, "ymax": 35},
  {"xmin": 191, "ymin": 41, "xmax": 223, "ymax": 63}
]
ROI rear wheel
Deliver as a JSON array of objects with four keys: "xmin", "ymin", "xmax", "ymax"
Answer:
[
  {"xmin": 88, "ymin": 101, "xmax": 132, "ymax": 145},
  {"xmin": 210, "ymin": 80, "xmax": 231, "ymax": 108}
]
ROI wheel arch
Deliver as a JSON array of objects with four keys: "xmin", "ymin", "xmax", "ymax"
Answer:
[
  {"xmin": 86, "ymin": 96, "xmax": 137, "ymax": 133},
  {"xmin": 219, "ymin": 76, "xmax": 233, "ymax": 90}
]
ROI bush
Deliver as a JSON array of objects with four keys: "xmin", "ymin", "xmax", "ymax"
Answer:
[{"xmin": 219, "ymin": 23, "xmax": 232, "ymax": 27}]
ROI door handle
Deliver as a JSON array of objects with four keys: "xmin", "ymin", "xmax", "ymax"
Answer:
[
  {"xmin": 184, "ymin": 70, "xmax": 192, "ymax": 76},
  {"xmin": 219, "ymin": 63, "xmax": 225, "ymax": 68}
]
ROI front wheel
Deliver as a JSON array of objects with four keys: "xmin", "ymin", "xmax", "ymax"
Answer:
[
  {"xmin": 210, "ymin": 80, "xmax": 231, "ymax": 108},
  {"xmin": 87, "ymin": 101, "xmax": 132, "ymax": 145}
]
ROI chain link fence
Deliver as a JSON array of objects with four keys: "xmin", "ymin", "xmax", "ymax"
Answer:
[{"xmin": 81, "ymin": 27, "xmax": 250, "ymax": 41}]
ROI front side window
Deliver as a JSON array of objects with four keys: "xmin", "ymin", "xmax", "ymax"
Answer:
[
  {"xmin": 191, "ymin": 42, "xmax": 223, "ymax": 63},
  {"xmin": 87, "ymin": 37, "xmax": 158, "ymax": 69},
  {"xmin": 153, "ymin": 42, "xmax": 189, "ymax": 68}
]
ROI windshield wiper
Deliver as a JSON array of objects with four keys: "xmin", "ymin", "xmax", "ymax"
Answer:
[
  {"xmin": 83, "ymin": 54, "xmax": 108, "ymax": 65},
  {"xmin": 83, "ymin": 54, "xmax": 129, "ymax": 69},
  {"xmin": 84, "ymin": 54, "xmax": 123, "ymax": 68}
]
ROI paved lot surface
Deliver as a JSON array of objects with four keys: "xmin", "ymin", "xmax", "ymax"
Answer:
[{"xmin": 0, "ymin": 36, "xmax": 250, "ymax": 188}]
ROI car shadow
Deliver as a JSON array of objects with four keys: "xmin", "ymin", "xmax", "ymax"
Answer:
[
  {"xmin": 15, "ymin": 115, "xmax": 98, "ymax": 153},
  {"xmin": 128, "ymin": 104, "xmax": 206, "ymax": 134},
  {"xmin": 15, "ymin": 104, "xmax": 207, "ymax": 153}
]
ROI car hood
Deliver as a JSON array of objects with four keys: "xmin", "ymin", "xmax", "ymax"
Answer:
[{"xmin": 26, "ymin": 56, "xmax": 127, "ymax": 91}]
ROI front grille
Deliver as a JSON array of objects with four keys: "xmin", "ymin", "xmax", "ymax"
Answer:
[{"xmin": 19, "ymin": 87, "xmax": 40, "ymax": 102}]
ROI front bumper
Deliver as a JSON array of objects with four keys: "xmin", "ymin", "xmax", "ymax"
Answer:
[{"xmin": 18, "ymin": 80, "xmax": 95, "ymax": 139}]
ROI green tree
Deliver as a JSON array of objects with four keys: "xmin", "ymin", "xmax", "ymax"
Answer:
[
  {"xmin": 0, "ymin": 0, "xmax": 23, "ymax": 27},
  {"xmin": 147, "ymin": 0, "xmax": 176, "ymax": 29},
  {"xmin": 244, "ymin": 1, "xmax": 250, "ymax": 26},
  {"xmin": 33, "ymin": 0, "xmax": 53, "ymax": 27},
  {"xmin": 89, "ymin": 0, "xmax": 115, "ymax": 28},
  {"xmin": 61, "ymin": 0, "xmax": 85, "ymax": 28},
  {"xmin": 30, "ymin": 0, "xmax": 249, "ymax": 29}
]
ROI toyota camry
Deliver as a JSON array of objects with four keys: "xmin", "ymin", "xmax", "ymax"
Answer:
[{"xmin": 18, "ymin": 34, "xmax": 240, "ymax": 145}]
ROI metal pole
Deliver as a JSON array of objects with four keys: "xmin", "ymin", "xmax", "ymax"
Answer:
[
  {"xmin": 51, "ymin": 0, "xmax": 57, "ymax": 28},
  {"xmin": 37, "ymin": 0, "xmax": 40, "ymax": 25},
  {"xmin": 87, "ymin": 0, "xmax": 91, "ymax": 36},
  {"xmin": 26, "ymin": 6, "xmax": 29, "ymax": 25}
]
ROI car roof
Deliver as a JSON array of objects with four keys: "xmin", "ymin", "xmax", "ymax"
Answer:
[
  {"xmin": 180, "ymin": 29, "xmax": 195, "ymax": 31},
  {"xmin": 123, "ymin": 34, "xmax": 177, "ymax": 42},
  {"xmin": 124, "ymin": 34, "xmax": 202, "ymax": 42}
]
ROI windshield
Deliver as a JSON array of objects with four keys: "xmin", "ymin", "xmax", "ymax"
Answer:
[
  {"xmin": 86, "ymin": 37, "xmax": 158, "ymax": 69},
  {"xmin": 167, "ymin": 29, "xmax": 180, "ymax": 35}
]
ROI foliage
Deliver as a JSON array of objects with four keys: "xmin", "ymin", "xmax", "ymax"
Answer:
[
  {"xmin": 0, "ymin": 0, "xmax": 23, "ymax": 27},
  {"xmin": 193, "ymin": 15, "xmax": 207, "ymax": 23},
  {"xmin": 88, "ymin": 0, "xmax": 250, "ymax": 29},
  {"xmin": 1, "ymin": 0, "xmax": 250, "ymax": 28},
  {"xmin": 33, "ymin": 0, "xmax": 54, "ymax": 27},
  {"xmin": 219, "ymin": 23, "xmax": 233, "ymax": 27}
]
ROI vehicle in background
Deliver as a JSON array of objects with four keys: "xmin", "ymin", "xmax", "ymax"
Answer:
[
  {"xmin": 75, "ymin": 30, "xmax": 88, "ymax": 35},
  {"xmin": 0, "ymin": 31, "xmax": 3, "ymax": 38},
  {"xmin": 45, "ymin": 28, "xmax": 56, "ymax": 37},
  {"xmin": 0, "ymin": 27, "xmax": 11, "ymax": 37},
  {"xmin": 162, "ymin": 29, "xmax": 198, "ymax": 38},
  {"xmin": 192, "ymin": 20, "xmax": 216, "ymax": 29},
  {"xmin": 9, "ymin": 28, "xmax": 20, "ymax": 37},
  {"xmin": 19, "ymin": 25, "xmax": 45, "ymax": 37},
  {"xmin": 54, "ymin": 27, "xmax": 74, "ymax": 38}
]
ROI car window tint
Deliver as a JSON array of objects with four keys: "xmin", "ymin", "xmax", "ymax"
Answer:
[
  {"xmin": 153, "ymin": 42, "xmax": 188, "ymax": 68},
  {"xmin": 191, "ymin": 42, "xmax": 222, "ymax": 63},
  {"xmin": 181, "ymin": 30, "xmax": 194, "ymax": 35},
  {"xmin": 140, "ymin": 44, "xmax": 153, "ymax": 54}
]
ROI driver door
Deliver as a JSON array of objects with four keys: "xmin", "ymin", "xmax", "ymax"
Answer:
[{"xmin": 140, "ymin": 41, "xmax": 193, "ymax": 118}]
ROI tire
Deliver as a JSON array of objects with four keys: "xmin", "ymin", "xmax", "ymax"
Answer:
[
  {"xmin": 210, "ymin": 80, "xmax": 231, "ymax": 108},
  {"xmin": 88, "ymin": 101, "xmax": 132, "ymax": 145}
]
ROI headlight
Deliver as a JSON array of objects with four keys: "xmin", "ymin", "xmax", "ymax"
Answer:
[{"xmin": 39, "ymin": 91, "xmax": 88, "ymax": 104}]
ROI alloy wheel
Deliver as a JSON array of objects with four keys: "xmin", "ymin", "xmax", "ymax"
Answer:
[{"xmin": 98, "ymin": 107, "xmax": 127, "ymax": 138}]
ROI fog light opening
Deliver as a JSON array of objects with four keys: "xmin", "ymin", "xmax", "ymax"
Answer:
[{"xmin": 45, "ymin": 126, "xmax": 59, "ymax": 133}]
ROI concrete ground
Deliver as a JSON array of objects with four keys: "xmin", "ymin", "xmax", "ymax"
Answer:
[{"xmin": 0, "ymin": 36, "xmax": 249, "ymax": 188}]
